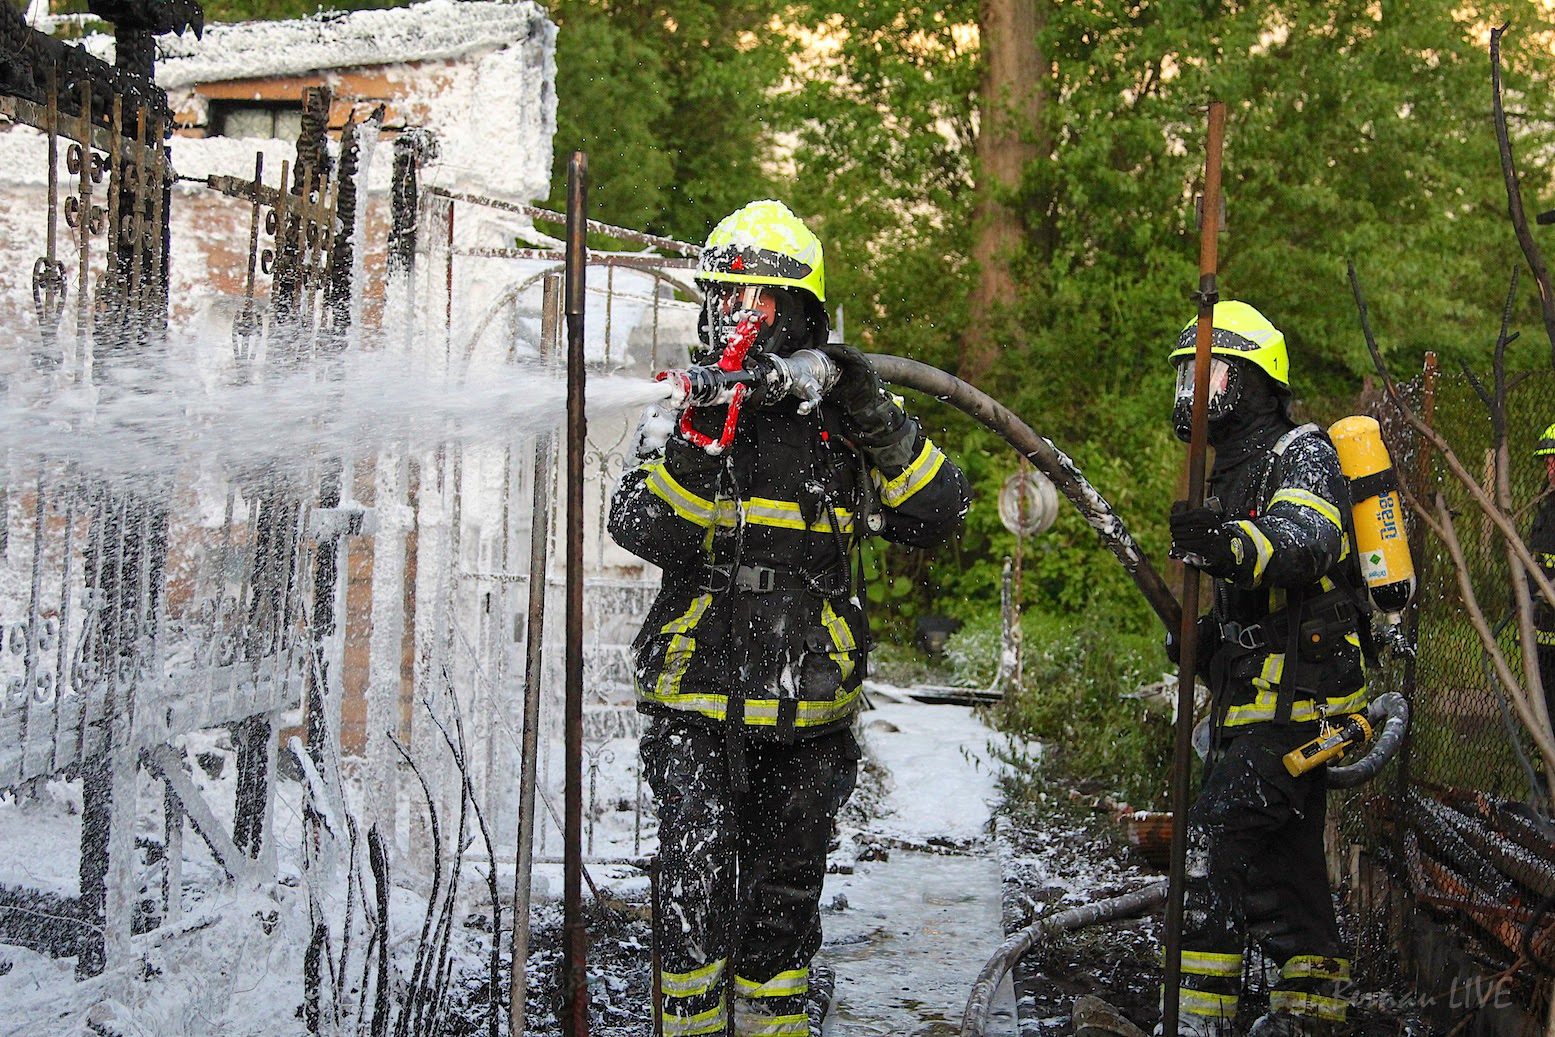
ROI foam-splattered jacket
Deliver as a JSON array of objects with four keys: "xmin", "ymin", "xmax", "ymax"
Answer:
[
  {"xmin": 1531, "ymin": 495, "xmax": 1555, "ymax": 643},
  {"xmin": 1206, "ymin": 423, "xmax": 1368, "ymax": 729},
  {"xmin": 608, "ymin": 397, "xmax": 969, "ymax": 740}
]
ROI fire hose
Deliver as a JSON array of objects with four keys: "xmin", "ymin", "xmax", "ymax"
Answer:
[
  {"xmin": 865, "ymin": 353, "xmax": 1182, "ymax": 633},
  {"xmin": 959, "ymin": 880, "xmax": 1168, "ymax": 1037},
  {"xmin": 655, "ymin": 348, "xmax": 1181, "ymax": 631}
]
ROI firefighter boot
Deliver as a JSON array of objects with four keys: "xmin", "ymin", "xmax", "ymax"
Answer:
[
  {"xmin": 1247, "ymin": 1011, "xmax": 1346, "ymax": 1037},
  {"xmin": 731, "ymin": 995, "xmax": 808, "ymax": 1037}
]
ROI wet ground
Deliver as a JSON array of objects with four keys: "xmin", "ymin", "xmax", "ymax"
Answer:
[
  {"xmin": 816, "ymin": 693, "xmax": 1019, "ymax": 1034},
  {"xmin": 821, "ymin": 849, "xmax": 1017, "ymax": 1035}
]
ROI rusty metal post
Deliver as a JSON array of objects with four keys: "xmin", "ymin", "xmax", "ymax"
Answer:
[
  {"xmin": 1162, "ymin": 99, "xmax": 1226, "ymax": 1037},
  {"xmin": 562, "ymin": 150, "xmax": 591, "ymax": 1037},
  {"xmin": 511, "ymin": 272, "xmax": 562, "ymax": 1036},
  {"xmin": 651, "ymin": 856, "xmax": 664, "ymax": 1037}
]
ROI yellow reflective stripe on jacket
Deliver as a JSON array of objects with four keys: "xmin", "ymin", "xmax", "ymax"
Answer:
[
  {"xmin": 1221, "ymin": 649, "xmax": 1368, "ymax": 727},
  {"xmin": 1269, "ymin": 990, "xmax": 1347, "ymax": 1021},
  {"xmin": 735, "ymin": 1013, "xmax": 809, "ymax": 1037},
  {"xmin": 735, "ymin": 968, "xmax": 808, "ymax": 998},
  {"xmin": 653, "ymin": 595, "xmax": 714, "ymax": 701},
  {"xmin": 646, "ymin": 466, "xmax": 720, "ymax": 526},
  {"xmin": 661, "ymin": 958, "xmax": 726, "ymax": 998},
  {"xmin": 1269, "ymin": 488, "xmax": 1344, "ymax": 531},
  {"xmin": 1179, "ymin": 989, "xmax": 1237, "ymax": 1018},
  {"xmin": 822, "ymin": 600, "xmax": 858, "ymax": 686},
  {"xmin": 1280, "ymin": 955, "xmax": 1350, "ymax": 982},
  {"xmin": 1181, "ymin": 950, "xmax": 1243, "ymax": 978},
  {"xmin": 741, "ymin": 684, "xmax": 863, "ymax": 728},
  {"xmin": 1228, "ymin": 519, "xmax": 1274, "ymax": 583},
  {"xmin": 645, "ymin": 687, "xmax": 860, "ymax": 728},
  {"xmin": 877, "ymin": 440, "xmax": 946, "ymax": 507},
  {"xmin": 660, "ymin": 1003, "xmax": 728, "ymax": 1037},
  {"xmin": 641, "ymin": 691, "xmax": 730, "ymax": 720},
  {"xmin": 743, "ymin": 496, "xmax": 855, "ymax": 532}
]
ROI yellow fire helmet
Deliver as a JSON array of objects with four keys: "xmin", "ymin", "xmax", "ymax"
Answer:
[
  {"xmin": 697, "ymin": 200, "xmax": 826, "ymax": 304},
  {"xmin": 1169, "ymin": 300, "xmax": 1290, "ymax": 390},
  {"xmin": 1536, "ymin": 421, "xmax": 1555, "ymax": 456}
]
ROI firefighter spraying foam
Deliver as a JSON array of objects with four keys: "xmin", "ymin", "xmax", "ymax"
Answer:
[{"xmin": 607, "ymin": 200, "xmax": 970, "ymax": 1037}]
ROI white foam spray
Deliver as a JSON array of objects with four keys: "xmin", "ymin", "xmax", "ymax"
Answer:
[{"xmin": 0, "ymin": 326, "xmax": 672, "ymax": 487}]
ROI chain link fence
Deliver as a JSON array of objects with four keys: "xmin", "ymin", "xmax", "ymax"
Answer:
[{"xmin": 1334, "ymin": 366, "xmax": 1555, "ymax": 1032}]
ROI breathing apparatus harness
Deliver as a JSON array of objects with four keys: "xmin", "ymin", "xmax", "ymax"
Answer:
[
  {"xmin": 1203, "ymin": 424, "xmax": 1378, "ymax": 758},
  {"xmin": 654, "ymin": 319, "xmax": 876, "ymax": 776},
  {"xmin": 1198, "ymin": 423, "xmax": 1417, "ymax": 783}
]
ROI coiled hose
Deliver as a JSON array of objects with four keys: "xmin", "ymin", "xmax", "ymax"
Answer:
[
  {"xmin": 1326, "ymin": 691, "xmax": 1410, "ymax": 789},
  {"xmin": 960, "ymin": 881, "xmax": 1168, "ymax": 1037}
]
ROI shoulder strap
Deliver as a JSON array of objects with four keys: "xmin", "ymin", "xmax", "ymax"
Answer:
[
  {"xmin": 1255, "ymin": 423, "xmax": 1321, "ymax": 514},
  {"xmin": 1272, "ymin": 422, "xmax": 1321, "ymax": 457}
]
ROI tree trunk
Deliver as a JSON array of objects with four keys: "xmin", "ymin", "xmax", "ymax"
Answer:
[{"xmin": 963, "ymin": 0, "xmax": 1048, "ymax": 383}]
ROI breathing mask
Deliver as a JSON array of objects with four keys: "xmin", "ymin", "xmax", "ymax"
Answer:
[{"xmin": 1172, "ymin": 355, "xmax": 1243, "ymax": 443}]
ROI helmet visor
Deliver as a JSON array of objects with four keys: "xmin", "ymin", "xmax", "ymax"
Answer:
[
  {"xmin": 1173, "ymin": 356, "xmax": 1236, "ymax": 418},
  {"xmin": 706, "ymin": 283, "xmax": 777, "ymax": 327}
]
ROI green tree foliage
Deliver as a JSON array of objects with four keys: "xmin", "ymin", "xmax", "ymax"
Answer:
[
  {"xmin": 787, "ymin": 0, "xmax": 1555, "ymax": 634},
  {"xmin": 542, "ymin": 0, "xmax": 791, "ymax": 242}
]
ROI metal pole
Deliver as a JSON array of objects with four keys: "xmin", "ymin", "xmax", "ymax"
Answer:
[
  {"xmin": 510, "ymin": 273, "xmax": 562, "ymax": 1036},
  {"xmin": 562, "ymin": 150, "xmax": 591, "ymax": 1037},
  {"xmin": 1162, "ymin": 99, "xmax": 1225, "ymax": 1037}
]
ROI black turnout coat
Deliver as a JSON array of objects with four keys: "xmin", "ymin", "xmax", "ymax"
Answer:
[{"xmin": 608, "ymin": 397, "xmax": 969, "ymax": 741}]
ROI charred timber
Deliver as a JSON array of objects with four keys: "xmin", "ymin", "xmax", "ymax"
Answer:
[
  {"xmin": 1406, "ymin": 789, "xmax": 1521, "ymax": 905},
  {"xmin": 0, "ymin": 4, "xmax": 172, "ymax": 135}
]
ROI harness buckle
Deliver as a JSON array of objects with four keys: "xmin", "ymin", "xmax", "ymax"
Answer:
[
  {"xmin": 1222, "ymin": 621, "xmax": 1267, "ymax": 651},
  {"xmin": 734, "ymin": 564, "xmax": 777, "ymax": 593}
]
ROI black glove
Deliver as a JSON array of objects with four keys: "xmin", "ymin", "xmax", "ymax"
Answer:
[
  {"xmin": 663, "ymin": 407, "xmax": 729, "ymax": 479},
  {"xmin": 1166, "ymin": 615, "xmax": 1222, "ymax": 665},
  {"xmin": 1168, "ymin": 500, "xmax": 1241, "ymax": 579},
  {"xmin": 820, "ymin": 342, "xmax": 917, "ymax": 469}
]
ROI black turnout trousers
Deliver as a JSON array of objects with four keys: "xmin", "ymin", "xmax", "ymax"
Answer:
[
  {"xmin": 643, "ymin": 715, "xmax": 858, "ymax": 1035},
  {"xmin": 1176, "ymin": 724, "xmax": 1349, "ymax": 1028}
]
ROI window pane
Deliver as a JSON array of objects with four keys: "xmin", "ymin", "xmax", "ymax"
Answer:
[
  {"xmin": 273, "ymin": 110, "xmax": 303, "ymax": 144},
  {"xmin": 220, "ymin": 108, "xmax": 273, "ymax": 139}
]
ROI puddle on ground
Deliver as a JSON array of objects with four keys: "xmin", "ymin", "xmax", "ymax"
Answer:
[{"xmin": 818, "ymin": 850, "xmax": 1018, "ymax": 1035}]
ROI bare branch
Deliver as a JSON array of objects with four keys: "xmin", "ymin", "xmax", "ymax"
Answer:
[
  {"xmin": 1491, "ymin": 23, "xmax": 1555, "ymax": 368},
  {"xmin": 1348, "ymin": 260, "xmax": 1555, "ymax": 610},
  {"xmin": 1491, "ymin": 273, "xmax": 1554, "ymax": 740},
  {"xmin": 1435, "ymin": 493, "xmax": 1555, "ymax": 772},
  {"xmin": 1459, "ymin": 358, "xmax": 1494, "ymax": 414},
  {"xmin": 390, "ymin": 731, "xmax": 443, "ymax": 1037}
]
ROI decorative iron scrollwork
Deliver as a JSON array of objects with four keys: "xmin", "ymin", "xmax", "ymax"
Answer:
[{"xmin": 31, "ymin": 256, "xmax": 67, "ymax": 330}]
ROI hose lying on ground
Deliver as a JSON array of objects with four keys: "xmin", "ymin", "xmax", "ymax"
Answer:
[
  {"xmin": 957, "ymin": 693, "xmax": 1404, "ymax": 1036},
  {"xmin": 870, "ymin": 353, "xmax": 1181, "ymax": 634},
  {"xmin": 1326, "ymin": 691, "xmax": 1409, "ymax": 789},
  {"xmin": 959, "ymin": 880, "xmax": 1168, "ymax": 1037}
]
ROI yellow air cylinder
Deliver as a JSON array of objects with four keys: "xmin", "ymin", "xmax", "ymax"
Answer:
[{"xmin": 1329, "ymin": 416, "xmax": 1415, "ymax": 616}]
